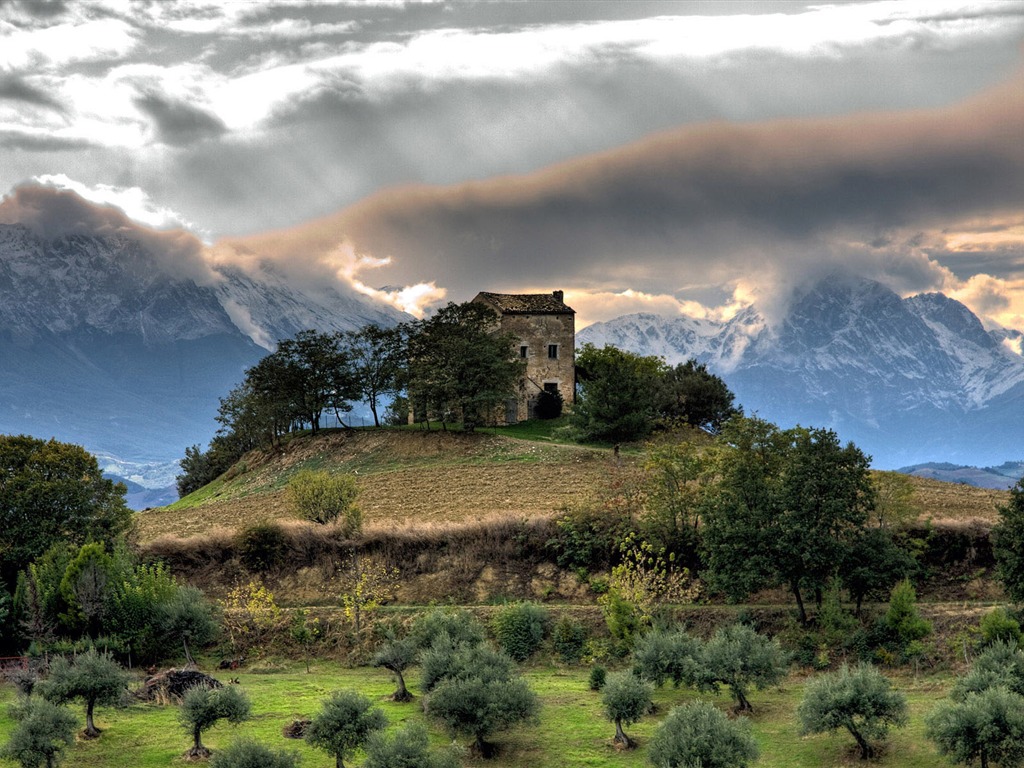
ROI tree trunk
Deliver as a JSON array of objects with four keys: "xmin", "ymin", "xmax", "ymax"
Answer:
[
  {"xmin": 846, "ymin": 725, "xmax": 872, "ymax": 760},
  {"xmin": 183, "ymin": 638, "xmax": 194, "ymax": 666},
  {"xmin": 614, "ymin": 718, "xmax": 633, "ymax": 748},
  {"xmin": 84, "ymin": 699, "xmax": 99, "ymax": 737},
  {"xmin": 735, "ymin": 688, "xmax": 753, "ymax": 713},
  {"xmin": 393, "ymin": 669, "xmax": 411, "ymax": 702},
  {"xmin": 792, "ymin": 581, "xmax": 808, "ymax": 625}
]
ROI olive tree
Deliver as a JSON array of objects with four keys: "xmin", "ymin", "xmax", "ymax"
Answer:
[
  {"xmin": 363, "ymin": 722, "xmax": 460, "ymax": 768},
  {"xmin": 39, "ymin": 649, "xmax": 129, "ymax": 739},
  {"xmin": 927, "ymin": 686, "xmax": 1024, "ymax": 768},
  {"xmin": 1, "ymin": 699, "xmax": 77, "ymax": 768},
  {"xmin": 633, "ymin": 626, "xmax": 701, "ymax": 689},
  {"xmin": 209, "ymin": 739, "xmax": 301, "ymax": 768},
  {"xmin": 648, "ymin": 700, "xmax": 758, "ymax": 768},
  {"xmin": 601, "ymin": 671, "xmax": 653, "ymax": 749},
  {"xmin": 798, "ymin": 663, "xmax": 908, "ymax": 760},
  {"xmin": 179, "ymin": 684, "xmax": 251, "ymax": 759},
  {"xmin": 372, "ymin": 634, "xmax": 419, "ymax": 702},
  {"xmin": 306, "ymin": 690, "xmax": 387, "ymax": 768},
  {"xmin": 698, "ymin": 623, "xmax": 789, "ymax": 713}
]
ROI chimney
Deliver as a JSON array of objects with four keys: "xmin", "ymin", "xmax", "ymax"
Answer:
[{"xmin": 552, "ymin": 290, "xmax": 564, "ymax": 303}]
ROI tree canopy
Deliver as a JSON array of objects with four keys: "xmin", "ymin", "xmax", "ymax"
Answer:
[{"xmin": 0, "ymin": 436, "xmax": 131, "ymax": 586}]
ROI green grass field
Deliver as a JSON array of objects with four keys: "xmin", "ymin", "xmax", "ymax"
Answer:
[{"xmin": 0, "ymin": 661, "xmax": 956, "ymax": 768}]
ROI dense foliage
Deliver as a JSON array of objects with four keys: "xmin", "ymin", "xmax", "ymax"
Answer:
[
  {"xmin": 306, "ymin": 690, "xmax": 387, "ymax": 768},
  {"xmin": 648, "ymin": 700, "xmax": 759, "ymax": 768},
  {"xmin": 39, "ymin": 649, "xmax": 129, "ymax": 739}
]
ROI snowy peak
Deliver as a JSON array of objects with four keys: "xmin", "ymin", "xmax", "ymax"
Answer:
[{"xmin": 578, "ymin": 277, "xmax": 1024, "ymax": 467}]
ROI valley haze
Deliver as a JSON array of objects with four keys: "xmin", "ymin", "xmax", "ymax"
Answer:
[{"xmin": 1, "ymin": 1, "xmax": 1024, "ymax": 492}]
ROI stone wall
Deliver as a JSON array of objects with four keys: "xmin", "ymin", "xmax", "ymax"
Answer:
[{"xmin": 499, "ymin": 312, "xmax": 575, "ymax": 420}]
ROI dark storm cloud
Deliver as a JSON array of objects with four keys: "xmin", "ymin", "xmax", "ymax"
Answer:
[
  {"xmin": 0, "ymin": 0, "xmax": 69, "ymax": 21},
  {"xmin": 220, "ymin": 71, "xmax": 1024, "ymax": 306},
  {"xmin": 133, "ymin": 92, "xmax": 227, "ymax": 146},
  {"xmin": 0, "ymin": 75, "xmax": 64, "ymax": 111},
  {"xmin": 0, "ymin": 184, "xmax": 217, "ymax": 284}
]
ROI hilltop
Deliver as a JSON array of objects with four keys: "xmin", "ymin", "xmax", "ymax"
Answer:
[{"xmin": 136, "ymin": 425, "xmax": 1008, "ymax": 544}]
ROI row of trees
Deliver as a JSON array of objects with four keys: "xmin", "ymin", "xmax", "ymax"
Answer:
[{"xmin": 179, "ymin": 303, "xmax": 526, "ymax": 496}]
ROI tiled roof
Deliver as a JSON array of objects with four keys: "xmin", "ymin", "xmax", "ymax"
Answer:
[{"xmin": 474, "ymin": 291, "xmax": 574, "ymax": 314}]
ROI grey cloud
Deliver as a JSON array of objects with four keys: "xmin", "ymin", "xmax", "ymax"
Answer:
[
  {"xmin": 0, "ymin": 76, "xmax": 65, "ymax": 112},
  {"xmin": 219, "ymin": 70, "xmax": 1024, "ymax": 311},
  {"xmin": 0, "ymin": 0, "xmax": 69, "ymax": 22},
  {"xmin": 133, "ymin": 92, "xmax": 227, "ymax": 146},
  {"xmin": 0, "ymin": 130, "xmax": 91, "ymax": 151}
]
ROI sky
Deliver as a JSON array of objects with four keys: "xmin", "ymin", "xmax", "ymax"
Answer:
[{"xmin": 1, "ymin": 0, "xmax": 1024, "ymax": 328}]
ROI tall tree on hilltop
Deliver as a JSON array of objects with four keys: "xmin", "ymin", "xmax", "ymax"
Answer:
[
  {"xmin": 406, "ymin": 302, "xmax": 523, "ymax": 431},
  {"xmin": 339, "ymin": 324, "xmax": 407, "ymax": 428}
]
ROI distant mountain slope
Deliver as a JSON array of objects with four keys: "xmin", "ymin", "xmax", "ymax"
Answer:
[
  {"xmin": 0, "ymin": 220, "xmax": 406, "ymax": 485},
  {"xmin": 899, "ymin": 461, "xmax": 1024, "ymax": 491},
  {"xmin": 578, "ymin": 276, "xmax": 1024, "ymax": 468}
]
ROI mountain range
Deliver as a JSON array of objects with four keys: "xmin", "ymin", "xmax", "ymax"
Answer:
[
  {"xmin": 578, "ymin": 275, "xmax": 1024, "ymax": 470},
  {"xmin": 0, "ymin": 221, "xmax": 404, "ymax": 501}
]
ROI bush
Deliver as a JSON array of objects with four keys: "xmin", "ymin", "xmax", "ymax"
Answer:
[
  {"xmin": 364, "ymin": 722, "xmax": 459, "ymax": 768},
  {"xmin": 648, "ymin": 700, "xmax": 758, "ymax": 768},
  {"xmin": 552, "ymin": 616, "xmax": 588, "ymax": 665},
  {"xmin": 209, "ymin": 739, "xmax": 300, "ymax": 768},
  {"xmin": 491, "ymin": 602, "xmax": 548, "ymax": 662},
  {"xmin": 601, "ymin": 671, "xmax": 652, "ymax": 748},
  {"xmin": 1, "ymin": 698, "xmax": 77, "ymax": 768},
  {"xmin": 979, "ymin": 607, "xmax": 1022, "ymax": 647},
  {"xmin": 236, "ymin": 522, "xmax": 288, "ymax": 572},
  {"xmin": 288, "ymin": 469, "xmax": 361, "ymax": 531},
  {"xmin": 798, "ymin": 663, "xmax": 908, "ymax": 760},
  {"xmin": 589, "ymin": 665, "xmax": 607, "ymax": 691},
  {"xmin": 411, "ymin": 609, "xmax": 485, "ymax": 650},
  {"xmin": 633, "ymin": 626, "xmax": 701, "ymax": 688},
  {"xmin": 534, "ymin": 389, "xmax": 563, "ymax": 420}
]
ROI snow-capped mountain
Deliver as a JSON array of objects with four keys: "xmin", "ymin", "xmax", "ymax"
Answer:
[
  {"xmin": 0, "ymin": 222, "xmax": 406, "ymax": 493},
  {"xmin": 578, "ymin": 275, "xmax": 1024, "ymax": 468}
]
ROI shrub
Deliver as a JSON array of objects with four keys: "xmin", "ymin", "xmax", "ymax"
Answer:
[
  {"xmin": 1, "ymin": 698, "xmax": 77, "ymax": 768},
  {"xmin": 601, "ymin": 671, "xmax": 652, "ymax": 748},
  {"xmin": 648, "ymin": 700, "xmax": 758, "ymax": 768},
  {"xmin": 979, "ymin": 607, "xmax": 1022, "ymax": 647},
  {"xmin": 364, "ymin": 722, "xmax": 459, "ymax": 768},
  {"xmin": 534, "ymin": 389, "xmax": 563, "ymax": 420},
  {"xmin": 883, "ymin": 579, "xmax": 932, "ymax": 650},
  {"xmin": 209, "ymin": 739, "xmax": 300, "ymax": 768},
  {"xmin": 236, "ymin": 522, "xmax": 288, "ymax": 572},
  {"xmin": 589, "ymin": 665, "xmax": 607, "ymax": 691},
  {"xmin": 552, "ymin": 616, "xmax": 588, "ymax": 665},
  {"xmin": 798, "ymin": 663, "xmax": 908, "ymax": 760},
  {"xmin": 491, "ymin": 602, "xmax": 548, "ymax": 662},
  {"xmin": 288, "ymin": 469, "xmax": 361, "ymax": 531},
  {"xmin": 410, "ymin": 608, "xmax": 485, "ymax": 650}
]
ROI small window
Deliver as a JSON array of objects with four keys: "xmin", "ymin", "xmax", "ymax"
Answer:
[
  {"xmin": 520, "ymin": 345, "xmax": 528, "ymax": 359},
  {"xmin": 548, "ymin": 344, "xmax": 558, "ymax": 359},
  {"xmin": 544, "ymin": 382, "xmax": 559, "ymax": 394}
]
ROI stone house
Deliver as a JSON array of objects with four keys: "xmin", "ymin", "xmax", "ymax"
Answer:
[{"xmin": 472, "ymin": 290, "xmax": 576, "ymax": 423}]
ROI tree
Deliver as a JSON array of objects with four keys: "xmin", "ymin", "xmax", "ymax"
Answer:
[
  {"xmin": 0, "ymin": 435, "xmax": 131, "ymax": 586},
  {"xmin": 601, "ymin": 671, "xmax": 652, "ymax": 748},
  {"xmin": 58, "ymin": 542, "xmax": 115, "ymax": 638},
  {"xmin": 425, "ymin": 644, "xmax": 538, "ymax": 757},
  {"xmin": 410, "ymin": 608, "xmax": 485, "ymax": 650},
  {"xmin": 697, "ymin": 623, "xmax": 789, "ymax": 713},
  {"xmin": 1, "ymin": 698, "xmax": 78, "ymax": 768},
  {"xmin": 363, "ymin": 722, "xmax": 459, "ymax": 768},
  {"xmin": 648, "ymin": 700, "xmax": 759, "ymax": 768},
  {"xmin": 633, "ymin": 626, "xmax": 701, "ymax": 689},
  {"xmin": 179, "ymin": 684, "xmax": 251, "ymax": 760},
  {"xmin": 798, "ymin": 663, "xmax": 909, "ymax": 760},
  {"xmin": 306, "ymin": 690, "xmax": 387, "ymax": 768},
  {"xmin": 406, "ymin": 301, "xmax": 524, "ymax": 431},
  {"xmin": 39, "ymin": 648, "xmax": 129, "ymax": 739},
  {"xmin": 288, "ymin": 469, "xmax": 361, "ymax": 529},
  {"xmin": 209, "ymin": 739, "xmax": 301, "ymax": 768},
  {"xmin": 340, "ymin": 324, "xmax": 407, "ymax": 427},
  {"xmin": 372, "ymin": 633, "xmax": 419, "ymax": 702},
  {"xmin": 950, "ymin": 641, "xmax": 1024, "ymax": 701},
  {"xmin": 491, "ymin": 602, "xmax": 548, "ymax": 662},
  {"xmin": 276, "ymin": 329, "xmax": 357, "ymax": 433},
  {"xmin": 927, "ymin": 686, "xmax": 1024, "ymax": 768},
  {"xmin": 657, "ymin": 359, "xmax": 739, "ymax": 434},
  {"xmin": 994, "ymin": 479, "xmax": 1024, "ymax": 603},
  {"xmin": 701, "ymin": 419, "xmax": 876, "ymax": 625},
  {"xmin": 880, "ymin": 579, "xmax": 932, "ymax": 660},
  {"xmin": 571, "ymin": 344, "xmax": 665, "ymax": 442},
  {"xmin": 157, "ymin": 585, "xmax": 219, "ymax": 665}
]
